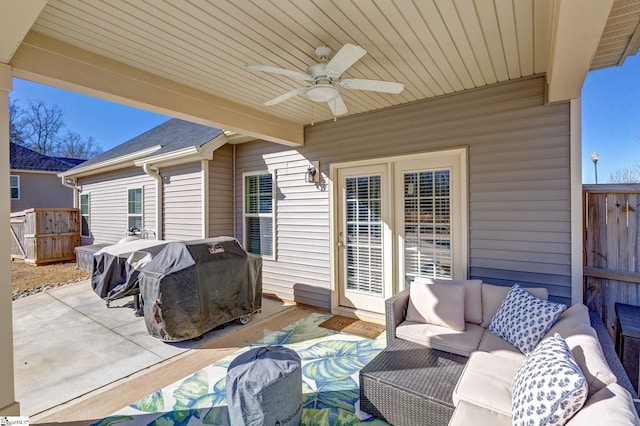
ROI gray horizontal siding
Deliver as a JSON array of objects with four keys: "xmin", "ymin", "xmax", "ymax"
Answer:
[
  {"xmin": 235, "ymin": 76, "xmax": 572, "ymax": 308},
  {"xmin": 77, "ymin": 167, "xmax": 156, "ymax": 245},
  {"xmin": 162, "ymin": 162, "xmax": 202, "ymax": 241},
  {"xmin": 10, "ymin": 172, "xmax": 74, "ymax": 213},
  {"xmin": 209, "ymin": 144, "xmax": 234, "ymax": 237}
]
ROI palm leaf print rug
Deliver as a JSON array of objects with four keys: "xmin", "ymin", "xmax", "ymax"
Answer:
[{"xmin": 93, "ymin": 313, "xmax": 389, "ymax": 426}]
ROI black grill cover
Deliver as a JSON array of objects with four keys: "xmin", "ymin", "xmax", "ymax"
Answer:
[
  {"xmin": 91, "ymin": 240, "xmax": 169, "ymax": 303},
  {"xmin": 139, "ymin": 237, "xmax": 262, "ymax": 342}
]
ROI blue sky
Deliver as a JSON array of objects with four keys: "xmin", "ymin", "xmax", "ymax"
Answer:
[
  {"xmin": 10, "ymin": 79, "xmax": 169, "ymax": 152},
  {"xmin": 582, "ymin": 53, "xmax": 640, "ymax": 183},
  {"xmin": 9, "ymin": 53, "xmax": 640, "ymax": 183}
]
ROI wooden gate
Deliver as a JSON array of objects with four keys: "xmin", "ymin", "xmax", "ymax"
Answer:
[
  {"xmin": 583, "ymin": 184, "xmax": 640, "ymax": 339},
  {"xmin": 10, "ymin": 208, "xmax": 81, "ymax": 265}
]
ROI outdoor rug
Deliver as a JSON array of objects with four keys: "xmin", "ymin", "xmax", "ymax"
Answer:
[
  {"xmin": 93, "ymin": 313, "xmax": 389, "ymax": 426},
  {"xmin": 318, "ymin": 315, "xmax": 385, "ymax": 340}
]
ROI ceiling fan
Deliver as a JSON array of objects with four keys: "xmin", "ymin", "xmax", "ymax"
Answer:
[{"xmin": 246, "ymin": 44, "xmax": 404, "ymax": 116}]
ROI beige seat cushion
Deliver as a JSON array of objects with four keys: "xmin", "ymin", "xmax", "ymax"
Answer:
[
  {"xmin": 413, "ymin": 278, "xmax": 483, "ymax": 324},
  {"xmin": 448, "ymin": 401, "xmax": 511, "ymax": 426},
  {"xmin": 480, "ymin": 283, "xmax": 548, "ymax": 328},
  {"xmin": 541, "ymin": 303, "xmax": 616, "ymax": 397},
  {"xmin": 396, "ymin": 321, "xmax": 485, "ymax": 357},
  {"xmin": 567, "ymin": 382, "xmax": 640, "ymax": 426},
  {"xmin": 406, "ymin": 281, "xmax": 466, "ymax": 331},
  {"xmin": 452, "ymin": 351, "xmax": 522, "ymax": 416},
  {"xmin": 477, "ymin": 329, "xmax": 527, "ymax": 363}
]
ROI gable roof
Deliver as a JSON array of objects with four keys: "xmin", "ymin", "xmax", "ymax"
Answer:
[
  {"xmin": 10, "ymin": 143, "xmax": 82, "ymax": 172},
  {"xmin": 66, "ymin": 118, "xmax": 224, "ymax": 174}
]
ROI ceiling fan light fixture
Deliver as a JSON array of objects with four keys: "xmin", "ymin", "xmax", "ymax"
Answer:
[{"xmin": 306, "ymin": 84, "xmax": 339, "ymax": 102}]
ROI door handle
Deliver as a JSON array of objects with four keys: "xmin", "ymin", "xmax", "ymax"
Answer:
[{"xmin": 337, "ymin": 241, "xmax": 344, "ymax": 247}]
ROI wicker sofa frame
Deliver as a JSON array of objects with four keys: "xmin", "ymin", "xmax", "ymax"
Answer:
[{"xmin": 360, "ymin": 288, "xmax": 640, "ymax": 424}]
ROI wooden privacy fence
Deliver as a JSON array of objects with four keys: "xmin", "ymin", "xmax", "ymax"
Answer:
[
  {"xmin": 10, "ymin": 208, "xmax": 81, "ymax": 265},
  {"xmin": 584, "ymin": 184, "xmax": 640, "ymax": 339}
]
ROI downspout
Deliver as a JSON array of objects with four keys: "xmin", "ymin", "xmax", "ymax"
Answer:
[
  {"xmin": 232, "ymin": 144, "xmax": 237, "ymax": 238},
  {"xmin": 60, "ymin": 176, "xmax": 78, "ymax": 208},
  {"xmin": 142, "ymin": 163, "xmax": 163, "ymax": 240}
]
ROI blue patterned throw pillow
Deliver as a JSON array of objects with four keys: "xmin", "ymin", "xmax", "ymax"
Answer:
[
  {"xmin": 512, "ymin": 333, "xmax": 588, "ymax": 426},
  {"xmin": 488, "ymin": 284, "xmax": 566, "ymax": 355}
]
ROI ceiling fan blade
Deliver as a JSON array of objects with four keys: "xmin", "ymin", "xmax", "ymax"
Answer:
[
  {"xmin": 325, "ymin": 43, "xmax": 367, "ymax": 78},
  {"xmin": 264, "ymin": 87, "xmax": 308, "ymax": 106},
  {"xmin": 327, "ymin": 95, "xmax": 348, "ymax": 116},
  {"xmin": 246, "ymin": 64, "xmax": 312, "ymax": 80},
  {"xmin": 338, "ymin": 78, "xmax": 404, "ymax": 94}
]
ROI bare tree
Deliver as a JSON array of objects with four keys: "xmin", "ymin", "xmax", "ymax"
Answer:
[
  {"xmin": 609, "ymin": 164, "xmax": 640, "ymax": 183},
  {"xmin": 19, "ymin": 99, "xmax": 65, "ymax": 155},
  {"xmin": 9, "ymin": 97, "xmax": 103, "ymax": 159},
  {"xmin": 9, "ymin": 98, "xmax": 26, "ymax": 144},
  {"xmin": 57, "ymin": 131, "xmax": 102, "ymax": 159}
]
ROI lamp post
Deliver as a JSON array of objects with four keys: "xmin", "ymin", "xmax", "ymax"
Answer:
[{"xmin": 591, "ymin": 151, "xmax": 600, "ymax": 184}]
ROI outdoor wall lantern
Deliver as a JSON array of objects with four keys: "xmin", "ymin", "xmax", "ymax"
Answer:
[{"xmin": 306, "ymin": 161, "xmax": 320, "ymax": 183}]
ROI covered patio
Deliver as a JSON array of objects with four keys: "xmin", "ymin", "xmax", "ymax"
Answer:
[
  {"xmin": 13, "ymin": 279, "xmax": 300, "ymax": 422},
  {"xmin": 3, "ymin": 0, "xmax": 640, "ymax": 418}
]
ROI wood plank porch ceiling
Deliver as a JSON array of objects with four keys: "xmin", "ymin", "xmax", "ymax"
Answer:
[{"xmin": 21, "ymin": 0, "xmax": 640, "ymax": 127}]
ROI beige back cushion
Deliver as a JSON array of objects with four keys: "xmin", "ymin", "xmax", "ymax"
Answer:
[
  {"xmin": 545, "ymin": 314, "xmax": 617, "ymax": 398},
  {"xmin": 413, "ymin": 278, "xmax": 483, "ymax": 324},
  {"xmin": 406, "ymin": 281, "xmax": 466, "ymax": 331},
  {"xmin": 480, "ymin": 283, "xmax": 548, "ymax": 328},
  {"xmin": 566, "ymin": 382, "xmax": 639, "ymax": 426},
  {"xmin": 546, "ymin": 303, "xmax": 591, "ymax": 337}
]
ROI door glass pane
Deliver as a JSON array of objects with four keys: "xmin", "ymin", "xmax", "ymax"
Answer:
[
  {"xmin": 404, "ymin": 170, "xmax": 451, "ymax": 285},
  {"xmin": 344, "ymin": 175, "xmax": 383, "ymax": 295}
]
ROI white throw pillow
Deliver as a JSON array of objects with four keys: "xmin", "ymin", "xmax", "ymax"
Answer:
[
  {"xmin": 512, "ymin": 333, "xmax": 588, "ymax": 426},
  {"xmin": 480, "ymin": 283, "xmax": 549, "ymax": 328},
  {"xmin": 406, "ymin": 281, "xmax": 466, "ymax": 331},
  {"xmin": 488, "ymin": 284, "xmax": 566, "ymax": 355}
]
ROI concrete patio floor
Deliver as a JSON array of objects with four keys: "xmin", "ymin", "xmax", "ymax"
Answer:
[{"xmin": 12, "ymin": 280, "xmax": 300, "ymax": 422}]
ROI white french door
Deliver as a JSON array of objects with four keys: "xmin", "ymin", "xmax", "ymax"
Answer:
[
  {"xmin": 337, "ymin": 164, "xmax": 392, "ymax": 314},
  {"xmin": 334, "ymin": 149, "xmax": 467, "ymax": 315},
  {"xmin": 394, "ymin": 153, "xmax": 466, "ymax": 290}
]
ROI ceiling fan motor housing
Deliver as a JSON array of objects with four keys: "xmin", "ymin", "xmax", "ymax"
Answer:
[{"xmin": 305, "ymin": 62, "xmax": 339, "ymax": 102}]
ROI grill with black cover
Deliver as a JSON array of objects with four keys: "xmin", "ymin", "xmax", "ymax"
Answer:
[{"xmin": 139, "ymin": 237, "xmax": 262, "ymax": 341}]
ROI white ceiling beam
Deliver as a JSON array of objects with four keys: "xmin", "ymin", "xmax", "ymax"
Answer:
[
  {"xmin": 546, "ymin": 0, "xmax": 614, "ymax": 103},
  {"xmin": 10, "ymin": 32, "xmax": 303, "ymax": 147},
  {"xmin": 0, "ymin": 0, "xmax": 47, "ymax": 63}
]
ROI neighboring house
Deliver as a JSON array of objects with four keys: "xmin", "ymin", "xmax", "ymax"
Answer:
[
  {"xmin": 9, "ymin": 143, "xmax": 84, "ymax": 213},
  {"xmin": 61, "ymin": 119, "xmax": 233, "ymax": 244}
]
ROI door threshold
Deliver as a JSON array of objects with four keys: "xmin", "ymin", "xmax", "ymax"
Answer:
[{"xmin": 331, "ymin": 306, "xmax": 385, "ymax": 325}]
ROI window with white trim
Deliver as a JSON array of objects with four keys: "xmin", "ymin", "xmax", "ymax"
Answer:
[
  {"xmin": 243, "ymin": 172, "xmax": 275, "ymax": 258},
  {"xmin": 80, "ymin": 193, "xmax": 90, "ymax": 237},
  {"xmin": 10, "ymin": 175, "xmax": 19, "ymax": 200},
  {"xmin": 127, "ymin": 188, "xmax": 143, "ymax": 231}
]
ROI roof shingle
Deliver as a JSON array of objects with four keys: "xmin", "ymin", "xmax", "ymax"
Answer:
[
  {"xmin": 10, "ymin": 143, "xmax": 82, "ymax": 172},
  {"xmin": 67, "ymin": 118, "xmax": 224, "ymax": 172}
]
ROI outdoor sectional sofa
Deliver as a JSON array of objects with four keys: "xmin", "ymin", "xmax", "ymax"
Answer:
[{"xmin": 361, "ymin": 280, "xmax": 640, "ymax": 425}]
